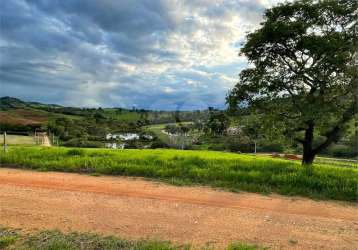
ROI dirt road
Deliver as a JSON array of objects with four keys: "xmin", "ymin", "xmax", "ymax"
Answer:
[{"xmin": 0, "ymin": 168, "xmax": 357, "ymax": 249}]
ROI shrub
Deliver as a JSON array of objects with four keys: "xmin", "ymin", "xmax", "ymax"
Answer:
[
  {"xmin": 227, "ymin": 242, "xmax": 259, "ymax": 250},
  {"xmin": 226, "ymin": 143, "xmax": 253, "ymax": 153},
  {"xmin": 257, "ymin": 143, "xmax": 284, "ymax": 153},
  {"xmin": 0, "ymin": 236, "xmax": 17, "ymax": 248},
  {"xmin": 208, "ymin": 143, "xmax": 226, "ymax": 151},
  {"xmin": 150, "ymin": 140, "xmax": 169, "ymax": 149},
  {"xmin": 0, "ymin": 228, "xmax": 18, "ymax": 249},
  {"xmin": 327, "ymin": 144, "xmax": 357, "ymax": 158},
  {"xmin": 63, "ymin": 138, "xmax": 102, "ymax": 148}
]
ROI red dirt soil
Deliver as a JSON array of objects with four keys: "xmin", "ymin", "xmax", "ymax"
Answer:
[
  {"xmin": 0, "ymin": 168, "xmax": 357, "ymax": 249},
  {"xmin": 271, "ymin": 154, "xmax": 302, "ymax": 161}
]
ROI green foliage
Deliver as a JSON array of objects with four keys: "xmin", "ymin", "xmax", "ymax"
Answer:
[
  {"xmin": 199, "ymin": 134, "xmax": 285, "ymax": 154},
  {"xmin": 0, "ymin": 123, "xmax": 42, "ymax": 133},
  {"xmin": 216, "ymin": 137, "xmax": 252, "ymax": 153},
  {"xmin": 146, "ymin": 122, "xmax": 201, "ymax": 150},
  {"xmin": 0, "ymin": 228, "xmax": 187, "ymax": 250},
  {"xmin": 164, "ymin": 124, "xmax": 192, "ymax": 135},
  {"xmin": 204, "ymin": 109, "xmax": 230, "ymax": 136},
  {"xmin": 325, "ymin": 144, "xmax": 357, "ymax": 158},
  {"xmin": 257, "ymin": 143, "xmax": 285, "ymax": 153},
  {"xmin": 0, "ymin": 236, "xmax": 17, "ymax": 249},
  {"xmin": 228, "ymin": 0, "xmax": 358, "ymax": 164},
  {"xmin": 0, "ymin": 228, "xmax": 18, "ymax": 249},
  {"xmin": 1, "ymin": 146, "xmax": 357, "ymax": 201},
  {"xmin": 227, "ymin": 243, "xmax": 261, "ymax": 250},
  {"xmin": 150, "ymin": 140, "xmax": 169, "ymax": 149},
  {"xmin": 62, "ymin": 138, "xmax": 102, "ymax": 148}
]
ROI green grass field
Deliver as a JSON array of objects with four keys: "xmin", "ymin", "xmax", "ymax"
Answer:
[
  {"xmin": 1, "ymin": 146, "xmax": 357, "ymax": 201},
  {"xmin": 0, "ymin": 135, "xmax": 36, "ymax": 145},
  {"xmin": 315, "ymin": 157, "xmax": 358, "ymax": 169},
  {"xmin": 145, "ymin": 124, "xmax": 171, "ymax": 144},
  {"xmin": 0, "ymin": 227, "xmax": 259, "ymax": 250},
  {"xmin": 145, "ymin": 122, "xmax": 199, "ymax": 146}
]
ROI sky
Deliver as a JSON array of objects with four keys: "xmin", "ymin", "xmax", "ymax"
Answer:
[{"xmin": 0, "ymin": 0, "xmax": 283, "ymax": 110}]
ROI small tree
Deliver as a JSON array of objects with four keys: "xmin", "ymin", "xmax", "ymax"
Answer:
[
  {"xmin": 204, "ymin": 110, "xmax": 230, "ymax": 136},
  {"xmin": 242, "ymin": 115, "xmax": 263, "ymax": 154},
  {"xmin": 228, "ymin": 0, "xmax": 357, "ymax": 164}
]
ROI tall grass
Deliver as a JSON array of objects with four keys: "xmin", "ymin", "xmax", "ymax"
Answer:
[{"xmin": 0, "ymin": 146, "xmax": 357, "ymax": 201}]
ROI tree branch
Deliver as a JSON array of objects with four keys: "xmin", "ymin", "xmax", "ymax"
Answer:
[{"xmin": 313, "ymin": 99, "xmax": 358, "ymax": 154}]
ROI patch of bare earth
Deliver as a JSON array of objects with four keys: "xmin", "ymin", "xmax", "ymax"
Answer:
[{"xmin": 0, "ymin": 168, "xmax": 357, "ymax": 249}]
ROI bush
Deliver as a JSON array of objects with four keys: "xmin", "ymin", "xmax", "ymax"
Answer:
[
  {"xmin": 63, "ymin": 138, "xmax": 102, "ymax": 148},
  {"xmin": 227, "ymin": 242, "xmax": 259, "ymax": 250},
  {"xmin": 208, "ymin": 143, "xmax": 226, "ymax": 151},
  {"xmin": 0, "ymin": 123, "xmax": 42, "ymax": 133},
  {"xmin": 0, "ymin": 228, "xmax": 18, "ymax": 249},
  {"xmin": 150, "ymin": 140, "xmax": 169, "ymax": 149},
  {"xmin": 0, "ymin": 236, "xmax": 17, "ymax": 248},
  {"xmin": 124, "ymin": 141, "xmax": 138, "ymax": 149},
  {"xmin": 257, "ymin": 143, "xmax": 284, "ymax": 153},
  {"xmin": 327, "ymin": 144, "xmax": 357, "ymax": 158},
  {"xmin": 226, "ymin": 142, "xmax": 253, "ymax": 153}
]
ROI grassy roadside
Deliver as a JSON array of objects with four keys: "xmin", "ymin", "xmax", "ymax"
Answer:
[
  {"xmin": 0, "ymin": 146, "xmax": 357, "ymax": 201},
  {"xmin": 0, "ymin": 227, "xmax": 260, "ymax": 250}
]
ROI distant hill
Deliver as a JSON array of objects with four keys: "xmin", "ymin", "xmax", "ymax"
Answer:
[
  {"xmin": 0, "ymin": 97, "xmax": 210, "ymax": 150},
  {"xmin": 0, "ymin": 96, "xmax": 63, "ymax": 111},
  {"xmin": 0, "ymin": 96, "xmax": 28, "ymax": 110},
  {"xmin": 0, "ymin": 96, "xmax": 208, "ymax": 129},
  {"xmin": 0, "ymin": 97, "xmax": 55, "ymax": 128}
]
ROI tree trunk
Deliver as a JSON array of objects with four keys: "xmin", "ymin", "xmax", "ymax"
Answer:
[
  {"xmin": 301, "ymin": 121, "xmax": 316, "ymax": 165},
  {"xmin": 302, "ymin": 149, "xmax": 315, "ymax": 165}
]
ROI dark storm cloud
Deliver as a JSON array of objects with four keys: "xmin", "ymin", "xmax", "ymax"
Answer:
[
  {"xmin": 27, "ymin": 0, "xmax": 175, "ymax": 33},
  {"xmin": 0, "ymin": 0, "xmax": 279, "ymax": 109},
  {"xmin": 23, "ymin": 0, "xmax": 177, "ymax": 59}
]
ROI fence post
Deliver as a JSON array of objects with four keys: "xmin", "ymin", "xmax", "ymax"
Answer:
[
  {"xmin": 35, "ymin": 129, "xmax": 38, "ymax": 145},
  {"xmin": 3, "ymin": 131, "xmax": 7, "ymax": 153}
]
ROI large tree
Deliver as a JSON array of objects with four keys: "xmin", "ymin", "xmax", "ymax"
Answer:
[{"xmin": 227, "ymin": 0, "xmax": 357, "ymax": 164}]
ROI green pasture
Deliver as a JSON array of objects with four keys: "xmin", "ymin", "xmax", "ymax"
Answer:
[
  {"xmin": 0, "ymin": 135, "xmax": 36, "ymax": 145},
  {"xmin": 145, "ymin": 124, "xmax": 170, "ymax": 144}
]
